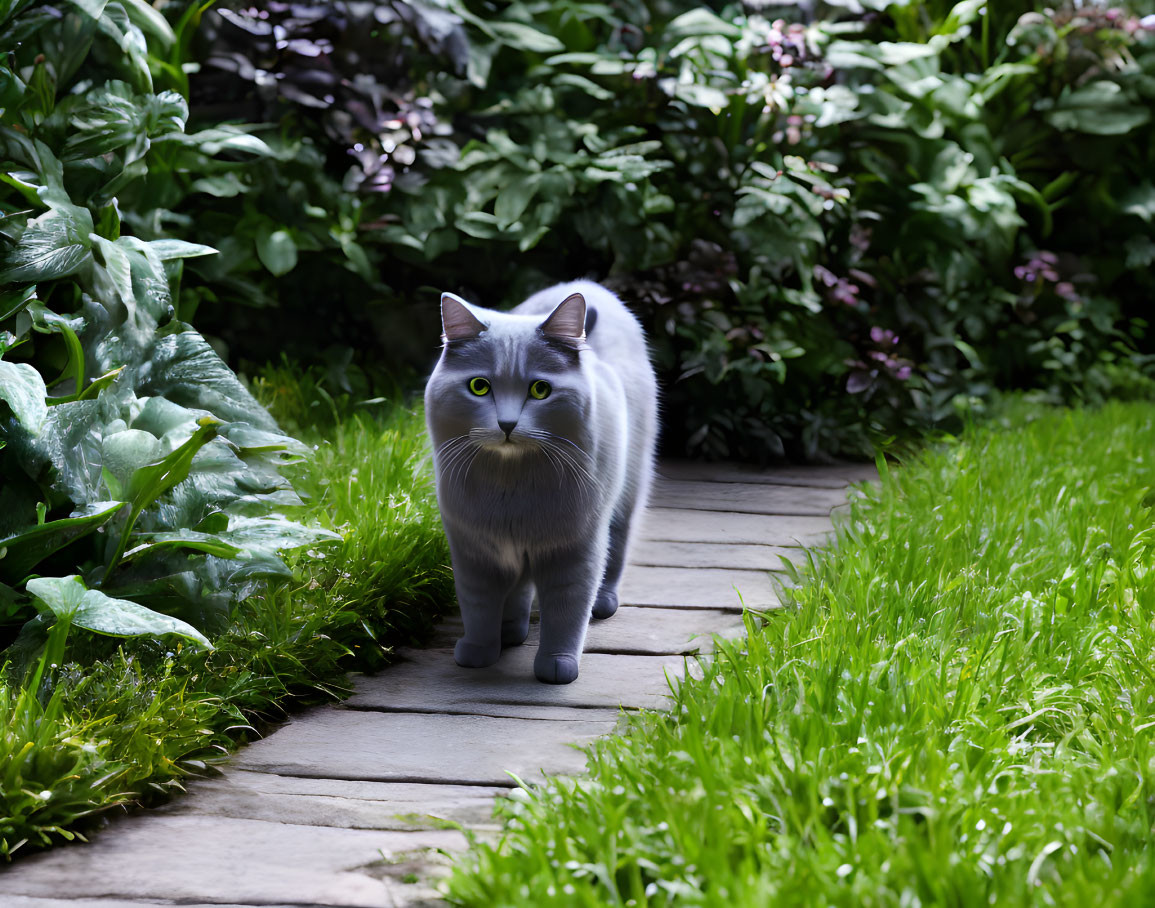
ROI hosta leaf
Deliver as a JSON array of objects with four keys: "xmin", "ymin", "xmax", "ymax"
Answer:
[
  {"xmin": 138, "ymin": 325, "xmax": 279, "ymax": 430},
  {"xmin": 0, "ymin": 209, "xmax": 92, "ymax": 282},
  {"xmin": 0, "ymin": 501, "xmax": 125, "ymax": 581},
  {"xmin": 105, "ymin": 418, "xmax": 221, "ymax": 579},
  {"xmin": 0, "ymin": 359, "xmax": 48, "ymax": 434},
  {"xmin": 26, "ymin": 574, "xmax": 212, "ymax": 649},
  {"xmin": 101, "ymin": 427, "xmax": 162, "ymax": 495}
]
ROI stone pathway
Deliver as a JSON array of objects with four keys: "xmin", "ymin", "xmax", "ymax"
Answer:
[{"xmin": 0, "ymin": 461, "xmax": 874, "ymax": 907}]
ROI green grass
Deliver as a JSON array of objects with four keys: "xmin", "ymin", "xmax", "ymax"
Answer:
[
  {"xmin": 0, "ymin": 368, "xmax": 452, "ymax": 857},
  {"xmin": 446, "ymin": 400, "xmax": 1155, "ymax": 906}
]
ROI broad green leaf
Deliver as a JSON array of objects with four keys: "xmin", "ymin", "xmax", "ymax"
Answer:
[
  {"xmin": 485, "ymin": 21, "xmax": 563, "ymax": 53},
  {"xmin": 255, "ymin": 226, "xmax": 298, "ymax": 276},
  {"xmin": 934, "ymin": 0, "xmax": 986, "ymax": 37},
  {"xmin": 456, "ymin": 211, "xmax": 504, "ymax": 239},
  {"xmin": 120, "ymin": 0, "xmax": 174, "ymax": 47},
  {"xmin": 123, "ymin": 530, "xmax": 243, "ymax": 561},
  {"xmin": 101, "ymin": 428, "xmax": 162, "ymax": 495},
  {"xmin": 0, "ymin": 284, "xmax": 35, "ymax": 322},
  {"xmin": 1043, "ymin": 81, "xmax": 1151, "ymax": 136},
  {"xmin": 0, "ymin": 501, "xmax": 126, "ymax": 581},
  {"xmin": 0, "ymin": 209, "xmax": 93, "ymax": 282},
  {"xmin": 0, "ymin": 62, "xmax": 25, "ymax": 112},
  {"xmin": 142, "ymin": 325, "xmax": 279, "ymax": 430},
  {"xmin": 661, "ymin": 80, "xmax": 729, "ymax": 112},
  {"xmin": 494, "ymin": 175, "xmax": 540, "ymax": 228},
  {"xmin": 0, "ymin": 359, "xmax": 47, "ymax": 434},
  {"xmin": 147, "ymin": 239, "xmax": 218, "ymax": 261},
  {"xmin": 103, "ymin": 419, "xmax": 221, "ymax": 580},
  {"xmin": 165, "ymin": 125, "xmax": 274, "ymax": 156},
  {"xmin": 26, "ymin": 574, "xmax": 212, "ymax": 649},
  {"xmin": 552, "ymin": 73, "xmax": 613, "ymax": 102},
  {"xmin": 93, "ymin": 2, "xmax": 152, "ymax": 92},
  {"xmin": 667, "ymin": 8, "xmax": 741, "ymax": 39},
  {"xmin": 68, "ymin": 0, "xmax": 109, "ymax": 18}
]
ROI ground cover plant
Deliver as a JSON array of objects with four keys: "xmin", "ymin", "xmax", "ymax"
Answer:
[{"xmin": 446, "ymin": 398, "xmax": 1155, "ymax": 904}]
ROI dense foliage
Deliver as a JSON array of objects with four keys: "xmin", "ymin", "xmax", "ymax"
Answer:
[
  {"xmin": 0, "ymin": 368, "xmax": 451, "ymax": 856},
  {"xmin": 0, "ymin": 2, "xmax": 450, "ymax": 855},
  {"xmin": 448, "ymin": 399, "xmax": 1155, "ymax": 904},
  {"xmin": 0, "ymin": 0, "xmax": 338, "ymax": 649},
  {"xmin": 167, "ymin": 0, "xmax": 1155, "ymax": 459}
]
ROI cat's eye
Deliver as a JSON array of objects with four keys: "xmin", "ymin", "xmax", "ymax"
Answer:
[
  {"xmin": 529, "ymin": 380, "xmax": 552, "ymax": 400},
  {"xmin": 468, "ymin": 377, "xmax": 490, "ymax": 396}
]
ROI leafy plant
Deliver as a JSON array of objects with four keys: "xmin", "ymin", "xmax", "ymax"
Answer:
[
  {"xmin": 0, "ymin": 0, "xmax": 335, "ymax": 643},
  {"xmin": 170, "ymin": 0, "xmax": 1155, "ymax": 460}
]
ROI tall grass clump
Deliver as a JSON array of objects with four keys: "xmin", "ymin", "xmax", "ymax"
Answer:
[{"xmin": 447, "ymin": 400, "xmax": 1155, "ymax": 905}]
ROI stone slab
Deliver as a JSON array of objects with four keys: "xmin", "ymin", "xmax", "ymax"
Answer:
[
  {"xmin": 231, "ymin": 709, "xmax": 613, "ymax": 786},
  {"xmin": 3, "ymin": 901, "xmax": 308, "ymax": 908},
  {"xmin": 585, "ymin": 606, "xmax": 745, "ymax": 653},
  {"xmin": 347, "ymin": 648, "xmax": 684, "ymax": 715},
  {"xmin": 0, "ymin": 813, "xmax": 463, "ymax": 908},
  {"xmin": 162, "ymin": 770, "xmax": 505, "ymax": 832},
  {"xmin": 640, "ymin": 507, "xmax": 834, "ymax": 547},
  {"xmin": 620, "ymin": 564, "xmax": 781, "ymax": 610},
  {"xmin": 658, "ymin": 460, "xmax": 878, "ymax": 488},
  {"xmin": 629, "ymin": 539, "xmax": 808, "ymax": 571},
  {"xmin": 430, "ymin": 605, "xmax": 742, "ymax": 656},
  {"xmin": 650, "ymin": 479, "xmax": 849, "ymax": 516}
]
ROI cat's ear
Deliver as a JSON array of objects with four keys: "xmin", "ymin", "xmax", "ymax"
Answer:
[
  {"xmin": 441, "ymin": 292, "xmax": 486, "ymax": 342},
  {"xmin": 540, "ymin": 293, "xmax": 587, "ymax": 346}
]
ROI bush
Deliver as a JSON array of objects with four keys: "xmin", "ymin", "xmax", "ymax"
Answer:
[
  {"xmin": 0, "ymin": 4, "xmax": 332, "ymax": 664},
  {"xmin": 171, "ymin": 0, "xmax": 1155, "ymax": 460}
]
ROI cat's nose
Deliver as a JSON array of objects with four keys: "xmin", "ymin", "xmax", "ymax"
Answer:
[{"xmin": 498, "ymin": 418, "xmax": 517, "ymax": 438}]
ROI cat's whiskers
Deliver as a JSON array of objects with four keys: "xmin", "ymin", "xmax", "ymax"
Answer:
[
  {"xmin": 436, "ymin": 434, "xmax": 480, "ymax": 490},
  {"xmin": 520, "ymin": 428, "xmax": 596, "ymax": 506}
]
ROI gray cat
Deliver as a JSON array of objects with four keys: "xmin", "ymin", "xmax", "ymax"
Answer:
[{"xmin": 425, "ymin": 281, "xmax": 658, "ymax": 684}]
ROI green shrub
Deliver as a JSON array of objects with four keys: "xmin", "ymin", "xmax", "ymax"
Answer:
[
  {"xmin": 0, "ymin": 1, "xmax": 332, "ymax": 643},
  {"xmin": 173, "ymin": 0, "xmax": 1155, "ymax": 460}
]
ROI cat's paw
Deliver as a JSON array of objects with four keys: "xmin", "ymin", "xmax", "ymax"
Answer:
[
  {"xmin": 501, "ymin": 616, "xmax": 530, "ymax": 647},
  {"xmin": 534, "ymin": 652, "xmax": 580, "ymax": 685},
  {"xmin": 454, "ymin": 638, "xmax": 501, "ymax": 668},
  {"xmin": 591, "ymin": 589, "xmax": 619, "ymax": 620}
]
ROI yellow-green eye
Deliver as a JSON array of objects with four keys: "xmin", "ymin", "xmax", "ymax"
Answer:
[
  {"xmin": 468, "ymin": 377, "xmax": 490, "ymax": 396},
  {"xmin": 529, "ymin": 380, "xmax": 552, "ymax": 400}
]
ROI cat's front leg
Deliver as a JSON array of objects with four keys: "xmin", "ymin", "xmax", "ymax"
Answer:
[
  {"xmin": 448, "ymin": 539, "xmax": 520, "ymax": 669},
  {"xmin": 532, "ymin": 545, "xmax": 602, "ymax": 684}
]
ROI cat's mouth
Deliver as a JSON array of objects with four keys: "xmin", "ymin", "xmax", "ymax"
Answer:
[{"xmin": 471, "ymin": 428, "xmax": 534, "ymax": 454}]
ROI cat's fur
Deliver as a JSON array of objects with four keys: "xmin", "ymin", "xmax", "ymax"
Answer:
[{"xmin": 425, "ymin": 281, "xmax": 658, "ymax": 684}]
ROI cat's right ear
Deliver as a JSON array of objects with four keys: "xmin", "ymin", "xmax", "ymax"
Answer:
[{"xmin": 441, "ymin": 292, "xmax": 486, "ymax": 343}]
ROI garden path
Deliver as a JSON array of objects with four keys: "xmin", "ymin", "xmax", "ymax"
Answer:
[{"xmin": 1, "ymin": 460, "xmax": 874, "ymax": 908}]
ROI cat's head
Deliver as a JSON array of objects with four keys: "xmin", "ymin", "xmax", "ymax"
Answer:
[{"xmin": 426, "ymin": 291, "xmax": 591, "ymax": 458}]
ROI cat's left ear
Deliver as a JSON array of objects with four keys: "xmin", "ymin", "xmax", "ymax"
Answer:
[{"xmin": 540, "ymin": 293, "xmax": 587, "ymax": 347}]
